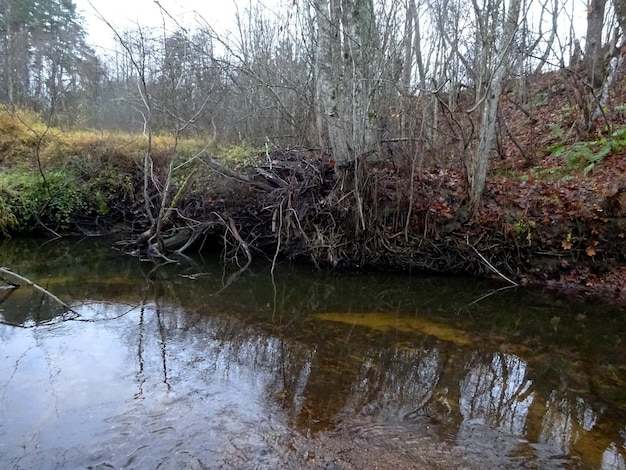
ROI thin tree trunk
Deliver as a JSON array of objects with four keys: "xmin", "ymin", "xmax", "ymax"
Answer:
[
  {"xmin": 413, "ymin": 0, "xmax": 427, "ymax": 92},
  {"xmin": 533, "ymin": 0, "xmax": 558, "ymax": 75},
  {"xmin": 468, "ymin": 0, "xmax": 522, "ymax": 210},
  {"xmin": 314, "ymin": 0, "xmax": 381, "ymax": 167},
  {"xmin": 585, "ymin": 0, "xmax": 608, "ymax": 88},
  {"xmin": 614, "ymin": 0, "xmax": 626, "ymax": 45},
  {"xmin": 402, "ymin": 0, "xmax": 415, "ymax": 95}
]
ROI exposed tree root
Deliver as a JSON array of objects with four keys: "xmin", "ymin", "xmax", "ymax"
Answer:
[{"xmin": 116, "ymin": 146, "xmax": 626, "ymax": 304}]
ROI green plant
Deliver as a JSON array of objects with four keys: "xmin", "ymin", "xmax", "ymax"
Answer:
[
  {"xmin": 548, "ymin": 124, "xmax": 626, "ymax": 175},
  {"xmin": 614, "ymin": 104, "xmax": 626, "ymax": 114},
  {"xmin": 0, "ymin": 195, "xmax": 18, "ymax": 236},
  {"xmin": 513, "ymin": 218, "xmax": 534, "ymax": 246},
  {"xmin": 0, "ymin": 170, "xmax": 87, "ymax": 231},
  {"xmin": 85, "ymin": 168, "xmax": 134, "ymax": 216},
  {"xmin": 218, "ymin": 142, "xmax": 261, "ymax": 168}
]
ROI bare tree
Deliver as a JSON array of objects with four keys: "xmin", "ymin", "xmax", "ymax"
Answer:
[
  {"xmin": 314, "ymin": 0, "xmax": 384, "ymax": 167},
  {"xmin": 467, "ymin": 0, "xmax": 522, "ymax": 210},
  {"xmin": 585, "ymin": 0, "xmax": 608, "ymax": 88},
  {"xmin": 90, "ymin": 3, "xmax": 215, "ymax": 257}
]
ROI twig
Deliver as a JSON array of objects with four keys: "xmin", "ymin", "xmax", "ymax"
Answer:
[
  {"xmin": 213, "ymin": 217, "xmax": 253, "ymax": 295},
  {"xmin": 271, "ymin": 199, "xmax": 284, "ymax": 276},
  {"xmin": 458, "ymin": 285, "xmax": 518, "ymax": 314},
  {"xmin": 200, "ymin": 156, "xmax": 275, "ymax": 192},
  {"xmin": 0, "ymin": 267, "xmax": 80, "ymax": 315},
  {"xmin": 466, "ymin": 241, "xmax": 519, "ymax": 286}
]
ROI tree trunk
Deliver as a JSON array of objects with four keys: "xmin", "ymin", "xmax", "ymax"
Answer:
[
  {"xmin": 467, "ymin": 0, "xmax": 522, "ymax": 210},
  {"xmin": 314, "ymin": 0, "xmax": 382, "ymax": 167},
  {"xmin": 315, "ymin": 0, "xmax": 350, "ymax": 163},
  {"xmin": 585, "ymin": 0, "xmax": 608, "ymax": 88},
  {"xmin": 614, "ymin": 0, "xmax": 626, "ymax": 46},
  {"xmin": 402, "ymin": 0, "xmax": 414, "ymax": 95},
  {"xmin": 413, "ymin": 1, "xmax": 427, "ymax": 92},
  {"xmin": 533, "ymin": 0, "xmax": 559, "ymax": 75}
]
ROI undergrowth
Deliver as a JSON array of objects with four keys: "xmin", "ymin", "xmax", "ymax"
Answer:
[
  {"xmin": 548, "ymin": 123, "xmax": 626, "ymax": 175},
  {"xmin": 0, "ymin": 109, "xmax": 262, "ymax": 236}
]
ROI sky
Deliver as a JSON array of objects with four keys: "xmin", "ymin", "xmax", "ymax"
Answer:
[
  {"xmin": 73, "ymin": 0, "xmax": 262, "ymax": 53},
  {"xmin": 75, "ymin": 0, "xmax": 589, "ymax": 62}
]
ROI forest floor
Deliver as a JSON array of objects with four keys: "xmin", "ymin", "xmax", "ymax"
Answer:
[{"xmin": 480, "ymin": 67, "xmax": 626, "ymax": 304}]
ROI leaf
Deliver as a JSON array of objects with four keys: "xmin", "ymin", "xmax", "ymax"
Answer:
[
  {"xmin": 586, "ymin": 246, "xmax": 596, "ymax": 257},
  {"xmin": 583, "ymin": 162, "xmax": 595, "ymax": 175},
  {"xmin": 562, "ymin": 240, "xmax": 572, "ymax": 250}
]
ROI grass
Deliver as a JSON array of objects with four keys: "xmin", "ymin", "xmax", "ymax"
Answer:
[{"xmin": 0, "ymin": 108, "xmax": 263, "ymax": 236}]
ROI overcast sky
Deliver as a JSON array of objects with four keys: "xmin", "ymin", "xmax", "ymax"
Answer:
[
  {"xmin": 73, "ymin": 0, "xmax": 271, "ymax": 52},
  {"xmin": 75, "ymin": 0, "xmax": 588, "ymax": 59}
]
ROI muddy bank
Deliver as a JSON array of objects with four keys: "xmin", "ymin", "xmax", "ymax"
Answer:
[
  {"xmin": 2, "ymin": 143, "xmax": 624, "ymax": 306},
  {"xmin": 162, "ymin": 147, "xmax": 625, "ymax": 306}
]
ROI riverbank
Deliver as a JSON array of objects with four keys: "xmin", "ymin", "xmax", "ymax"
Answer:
[{"xmin": 1, "ymin": 69, "xmax": 626, "ymax": 305}]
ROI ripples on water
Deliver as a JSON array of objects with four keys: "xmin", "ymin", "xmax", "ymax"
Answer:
[{"xmin": 0, "ymin": 237, "xmax": 625, "ymax": 469}]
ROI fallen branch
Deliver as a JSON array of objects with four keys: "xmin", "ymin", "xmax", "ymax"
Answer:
[
  {"xmin": 458, "ymin": 285, "xmax": 518, "ymax": 314},
  {"xmin": 466, "ymin": 241, "xmax": 519, "ymax": 286},
  {"xmin": 0, "ymin": 267, "xmax": 80, "ymax": 315}
]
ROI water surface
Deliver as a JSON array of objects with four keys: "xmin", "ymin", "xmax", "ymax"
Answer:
[{"xmin": 1, "ymin": 237, "xmax": 625, "ymax": 469}]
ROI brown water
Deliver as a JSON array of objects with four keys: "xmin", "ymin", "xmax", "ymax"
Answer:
[{"xmin": 1, "ymin": 237, "xmax": 625, "ymax": 469}]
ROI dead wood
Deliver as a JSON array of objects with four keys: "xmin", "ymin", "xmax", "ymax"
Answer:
[
  {"xmin": 200, "ymin": 156, "xmax": 276, "ymax": 192},
  {"xmin": 0, "ymin": 267, "xmax": 79, "ymax": 315}
]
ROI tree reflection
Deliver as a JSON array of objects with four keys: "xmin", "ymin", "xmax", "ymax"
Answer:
[
  {"xmin": 460, "ymin": 352, "xmax": 533, "ymax": 435},
  {"xmin": 602, "ymin": 442, "xmax": 626, "ymax": 469},
  {"xmin": 3, "ymin": 237, "xmax": 626, "ymax": 468}
]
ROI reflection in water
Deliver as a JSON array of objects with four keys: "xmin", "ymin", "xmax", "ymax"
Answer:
[
  {"xmin": 603, "ymin": 443, "xmax": 626, "ymax": 470},
  {"xmin": 541, "ymin": 390, "xmax": 579, "ymax": 455},
  {"xmin": 460, "ymin": 352, "xmax": 533, "ymax": 436},
  {"xmin": 1, "ymin": 237, "xmax": 626, "ymax": 468}
]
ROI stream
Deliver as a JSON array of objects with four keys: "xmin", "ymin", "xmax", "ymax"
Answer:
[{"xmin": 1, "ymin": 237, "xmax": 625, "ymax": 469}]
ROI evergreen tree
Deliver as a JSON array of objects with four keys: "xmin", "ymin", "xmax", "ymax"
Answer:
[{"xmin": 0, "ymin": 0, "xmax": 96, "ymax": 113}]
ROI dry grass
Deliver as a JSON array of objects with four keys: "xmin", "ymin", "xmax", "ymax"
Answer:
[
  {"xmin": 0, "ymin": 107, "xmax": 263, "ymax": 236},
  {"xmin": 0, "ymin": 108, "xmax": 224, "ymax": 171}
]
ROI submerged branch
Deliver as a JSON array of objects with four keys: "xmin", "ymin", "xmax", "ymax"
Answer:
[{"xmin": 0, "ymin": 267, "xmax": 79, "ymax": 315}]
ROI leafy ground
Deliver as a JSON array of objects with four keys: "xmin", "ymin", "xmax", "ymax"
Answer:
[{"xmin": 477, "ymin": 67, "xmax": 626, "ymax": 303}]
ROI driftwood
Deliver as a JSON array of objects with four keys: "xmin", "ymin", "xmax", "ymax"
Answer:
[{"xmin": 0, "ymin": 267, "xmax": 79, "ymax": 315}]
